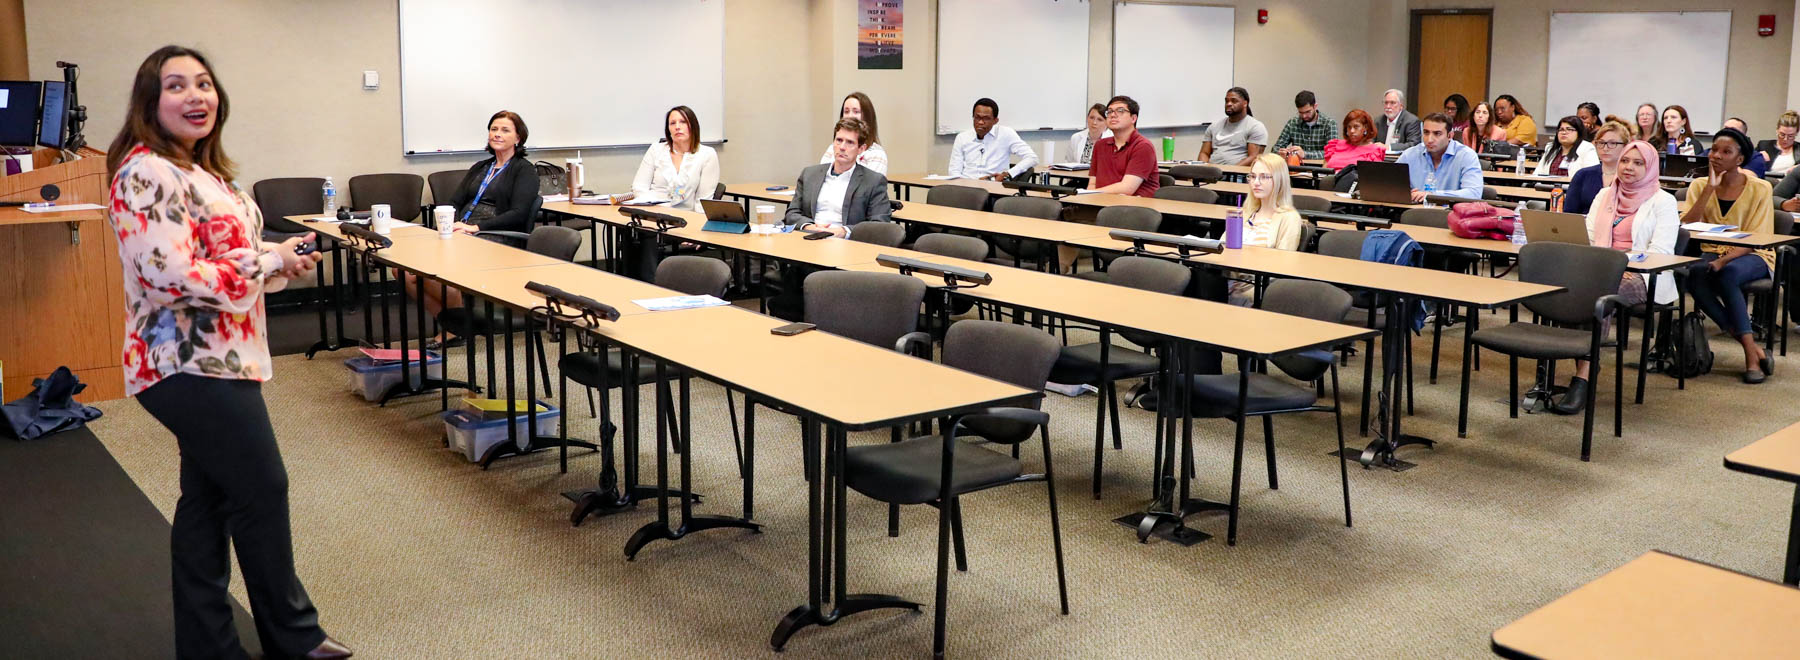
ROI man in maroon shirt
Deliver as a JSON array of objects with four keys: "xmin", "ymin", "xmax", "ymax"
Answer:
[{"xmin": 1087, "ymin": 95, "xmax": 1159, "ymax": 197}]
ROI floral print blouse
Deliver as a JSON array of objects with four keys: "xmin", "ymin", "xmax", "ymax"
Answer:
[{"xmin": 110, "ymin": 145, "xmax": 288, "ymax": 396}]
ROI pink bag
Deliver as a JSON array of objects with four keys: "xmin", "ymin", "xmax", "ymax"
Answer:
[{"xmin": 1448, "ymin": 202, "xmax": 1519, "ymax": 240}]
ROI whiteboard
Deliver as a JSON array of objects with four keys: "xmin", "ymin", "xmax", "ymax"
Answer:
[
  {"xmin": 935, "ymin": 0, "xmax": 1090, "ymax": 135},
  {"xmin": 397, "ymin": 0, "xmax": 725, "ymax": 155},
  {"xmin": 1113, "ymin": 3, "xmax": 1234, "ymax": 129},
  {"xmin": 1546, "ymin": 11, "xmax": 1730, "ymax": 134}
]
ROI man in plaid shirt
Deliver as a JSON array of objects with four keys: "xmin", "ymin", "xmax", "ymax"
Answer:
[{"xmin": 1274, "ymin": 90, "xmax": 1336, "ymax": 160}]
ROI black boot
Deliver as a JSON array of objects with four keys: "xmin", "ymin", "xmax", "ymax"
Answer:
[{"xmin": 1550, "ymin": 377, "xmax": 1588, "ymax": 415}]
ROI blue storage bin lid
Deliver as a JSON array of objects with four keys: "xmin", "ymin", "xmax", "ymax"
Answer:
[
  {"xmin": 441, "ymin": 402, "xmax": 559, "ymax": 430},
  {"xmin": 344, "ymin": 352, "xmax": 443, "ymax": 373}
]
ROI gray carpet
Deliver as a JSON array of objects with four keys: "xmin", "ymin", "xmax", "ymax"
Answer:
[{"xmin": 87, "ymin": 316, "xmax": 1798, "ymax": 658}]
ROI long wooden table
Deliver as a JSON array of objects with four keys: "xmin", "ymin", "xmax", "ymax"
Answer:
[
  {"xmin": 840, "ymin": 251, "xmax": 1377, "ymax": 546},
  {"xmin": 306, "ymin": 210, "xmax": 1042, "ymax": 656},
  {"xmin": 1725, "ymin": 420, "xmax": 1800, "ymax": 584},
  {"xmin": 1490, "ymin": 550, "xmax": 1800, "ymax": 658}
]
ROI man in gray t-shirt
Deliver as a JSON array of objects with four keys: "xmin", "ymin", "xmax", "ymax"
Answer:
[{"xmin": 1200, "ymin": 87, "xmax": 1268, "ymax": 166}]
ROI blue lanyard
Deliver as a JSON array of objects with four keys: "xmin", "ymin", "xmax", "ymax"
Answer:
[{"xmin": 462, "ymin": 159, "xmax": 509, "ymax": 221}]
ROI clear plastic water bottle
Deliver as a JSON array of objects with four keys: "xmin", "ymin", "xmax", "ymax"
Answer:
[
  {"xmin": 321, "ymin": 176, "xmax": 337, "ymax": 214},
  {"xmin": 1422, "ymin": 172, "xmax": 1436, "ymax": 207},
  {"xmin": 1511, "ymin": 216, "xmax": 1528, "ymax": 246}
]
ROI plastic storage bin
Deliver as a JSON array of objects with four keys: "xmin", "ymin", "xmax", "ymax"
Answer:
[
  {"xmin": 441, "ymin": 402, "xmax": 560, "ymax": 463},
  {"xmin": 343, "ymin": 353, "xmax": 443, "ymax": 402}
]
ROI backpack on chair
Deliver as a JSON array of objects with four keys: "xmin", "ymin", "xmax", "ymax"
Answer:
[{"xmin": 1652, "ymin": 311, "xmax": 1713, "ymax": 378}]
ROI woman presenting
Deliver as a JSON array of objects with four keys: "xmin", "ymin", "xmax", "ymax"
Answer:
[{"xmin": 106, "ymin": 46, "xmax": 350, "ymax": 659}]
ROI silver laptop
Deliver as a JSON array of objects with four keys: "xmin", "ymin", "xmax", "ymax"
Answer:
[{"xmin": 1521, "ymin": 209, "xmax": 1588, "ymax": 245}]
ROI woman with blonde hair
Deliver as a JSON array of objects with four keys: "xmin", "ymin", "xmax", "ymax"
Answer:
[{"xmin": 1227, "ymin": 153, "xmax": 1307, "ymax": 304}]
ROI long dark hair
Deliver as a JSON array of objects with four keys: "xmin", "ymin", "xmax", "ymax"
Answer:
[
  {"xmin": 663, "ymin": 105, "xmax": 701, "ymax": 154},
  {"xmin": 1443, "ymin": 94, "xmax": 1470, "ymax": 125},
  {"xmin": 840, "ymin": 92, "xmax": 879, "ymax": 145},
  {"xmin": 107, "ymin": 45, "xmax": 235, "ymax": 183},
  {"xmin": 1542, "ymin": 115, "xmax": 1589, "ymax": 163}
]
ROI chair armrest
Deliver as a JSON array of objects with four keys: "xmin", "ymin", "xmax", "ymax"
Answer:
[
  {"xmin": 1594, "ymin": 294, "xmax": 1628, "ymax": 322},
  {"xmin": 952, "ymin": 407, "xmax": 1050, "ymax": 435},
  {"xmin": 896, "ymin": 331, "xmax": 932, "ymax": 358},
  {"xmin": 475, "ymin": 230, "xmax": 530, "ymax": 248}
]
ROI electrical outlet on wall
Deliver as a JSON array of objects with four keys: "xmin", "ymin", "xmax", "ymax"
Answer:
[{"xmin": 362, "ymin": 70, "xmax": 379, "ymax": 90}]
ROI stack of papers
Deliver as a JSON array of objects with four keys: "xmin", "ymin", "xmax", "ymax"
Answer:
[
  {"xmin": 1050, "ymin": 163, "xmax": 1088, "ymax": 171},
  {"xmin": 19, "ymin": 203, "xmax": 106, "ymax": 214},
  {"xmin": 1682, "ymin": 222, "xmax": 1737, "ymax": 232},
  {"xmin": 1696, "ymin": 231, "xmax": 1752, "ymax": 239},
  {"xmin": 632, "ymin": 295, "xmax": 730, "ymax": 312},
  {"xmin": 923, "ymin": 174, "xmax": 960, "ymax": 180},
  {"xmin": 360, "ymin": 347, "xmax": 427, "ymax": 362},
  {"xmin": 540, "ymin": 193, "xmax": 569, "ymax": 203}
]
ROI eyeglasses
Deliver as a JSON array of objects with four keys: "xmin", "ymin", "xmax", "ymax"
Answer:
[
  {"xmin": 1248, "ymin": 174, "xmax": 1277, "ymax": 183},
  {"xmin": 972, "ymin": 114, "xmax": 996, "ymax": 122},
  {"xmin": 1594, "ymin": 140, "xmax": 1627, "ymax": 148},
  {"xmin": 1105, "ymin": 107, "xmax": 1131, "ymax": 117},
  {"xmin": 1780, "ymin": 130, "xmax": 1798, "ymax": 139}
]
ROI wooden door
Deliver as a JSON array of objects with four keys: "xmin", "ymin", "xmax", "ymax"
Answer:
[{"xmin": 1410, "ymin": 11, "xmax": 1491, "ymax": 121}]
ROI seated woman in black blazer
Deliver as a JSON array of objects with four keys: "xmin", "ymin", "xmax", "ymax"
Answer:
[{"xmin": 409, "ymin": 110, "xmax": 540, "ymax": 346}]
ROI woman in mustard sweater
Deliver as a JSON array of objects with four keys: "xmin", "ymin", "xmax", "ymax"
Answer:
[{"xmin": 1681, "ymin": 127, "xmax": 1776, "ymax": 383}]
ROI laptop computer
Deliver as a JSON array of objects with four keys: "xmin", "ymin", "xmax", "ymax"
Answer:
[
  {"xmin": 1356, "ymin": 161, "xmax": 1414, "ymax": 204},
  {"xmin": 698, "ymin": 199, "xmax": 750, "ymax": 234},
  {"xmin": 1662, "ymin": 153, "xmax": 1709, "ymax": 179},
  {"xmin": 1520, "ymin": 209, "xmax": 1589, "ymax": 245}
]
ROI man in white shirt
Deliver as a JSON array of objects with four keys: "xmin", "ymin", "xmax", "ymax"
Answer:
[
  {"xmin": 1199, "ymin": 87, "xmax": 1267, "ymax": 166},
  {"xmin": 785, "ymin": 118, "xmax": 892, "ymax": 238},
  {"xmin": 1375, "ymin": 88, "xmax": 1422, "ymax": 153},
  {"xmin": 947, "ymin": 97, "xmax": 1039, "ymax": 181}
]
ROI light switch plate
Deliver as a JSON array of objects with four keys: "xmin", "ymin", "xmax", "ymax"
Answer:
[{"xmin": 362, "ymin": 70, "xmax": 379, "ymax": 90}]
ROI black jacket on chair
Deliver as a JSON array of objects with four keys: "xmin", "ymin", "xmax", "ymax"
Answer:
[{"xmin": 451, "ymin": 155, "xmax": 540, "ymax": 233}]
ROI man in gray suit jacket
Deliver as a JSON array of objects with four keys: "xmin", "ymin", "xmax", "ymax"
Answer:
[
  {"xmin": 785, "ymin": 117, "xmax": 891, "ymax": 238},
  {"xmin": 1375, "ymin": 88, "xmax": 1422, "ymax": 153}
]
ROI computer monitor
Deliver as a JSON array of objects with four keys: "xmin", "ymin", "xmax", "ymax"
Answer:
[
  {"xmin": 0, "ymin": 81, "xmax": 42, "ymax": 147},
  {"xmin": 38, "ymin": 81, "xmax": 65, "ymax": 149}
]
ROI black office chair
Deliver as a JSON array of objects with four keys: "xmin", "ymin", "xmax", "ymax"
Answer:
[
  {"xmin": 427, "ymin": 170, "xmax": 464, "ymax": 208},
  {"xmin": 252, "ymin": 177, "xmax": 326, "ymax": 237},
  {"xmin": 1461, "ymin": 242, "xmax": 1629, "ymax": 461},
  {"xmin": 926, "ymin": 184, "xmax": 991, "ymax": 211},
  {"xmin": 848, "ymin": 221, "xmax": 906, "ymax": 247},
  {"xmin": 1048, "ymin": 256, "xmax": 1190, "ymax": 499},
  {"xmin": 558, "ymin": 255, "xmax": 740, "ymax": 468},
  {"xmin": 1168, "ymin": 164, "xmax": 1224, "ymax": 184},
  {"xmin": 1743, "ymin": 210, "xmax": 1795, "ymax": 355},
  {"xmin": 1075, "ymin": 205, "xmax": 1162, "ymax": 282},
  {"xmin": 1152, "ymin": 186, "xmax": 1220, "ymax": 236},
  {"xmin": 913, "ymin": 233, "xmax": 989, "ymax": 261},
  {"xmin": 1180, "ymin": 279, "xmax": 1356, "ymax": 540},
  {"xmin": 1158, "ymin": 173, "xmax": 1176, "ymax": 189},
  {"xmin": 988, "ymin": 196, "xmax": 1064, "ymax": 269},
  {"xmin": 842, "ymin": 319, "xmax": 1069, "ymax": 639},
  {"xmin": 1290, "ymin": 195, "xmax": 1332, "ymax": 213},
  {"xmin": 1153, "ymin": 185, "xmax": 1218, "ymax": 205},
  {"xmin": 348, "ymin": 173, "xmax": 426, "ymax": 222}
]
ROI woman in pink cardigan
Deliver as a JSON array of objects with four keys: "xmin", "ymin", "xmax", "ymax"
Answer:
[{"xmin": 1322, "ymin": 109, "xmax": 1387, "ymax": 170}]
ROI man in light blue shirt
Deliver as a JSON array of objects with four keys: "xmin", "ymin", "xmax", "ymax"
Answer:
[{"xmin": 1394, "ymin": 112, "xmax": 1484, "ymax": 202}]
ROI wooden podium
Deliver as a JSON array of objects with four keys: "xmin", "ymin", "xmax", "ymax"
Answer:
[{"xmin": 0, "ymin": 147, "xmax": 125, "ymax": 402}]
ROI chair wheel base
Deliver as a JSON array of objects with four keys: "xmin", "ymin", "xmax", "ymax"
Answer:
[
  {"xmin": 1330, "ymin": 447, "xmax": 1419, "ymax": 472},
  {"xmin": 1112, "ymin": 511, "xmax": 1213, "ymax": 546}
]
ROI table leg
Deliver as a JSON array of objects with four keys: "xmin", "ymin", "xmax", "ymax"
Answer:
[
  {"xmin": 1786, "ymin": 485, "xmax": 1800, "ymax": 585},
  {"xmin": 770, "ymin": 419, "xmax": 920, "ymax": 652},
  {"xmin": 623, "ymin": 362, "xmax": 759, "ymax": 560},
  {"xmin": 1355, "ymin": 294, "xmax": 1433, "ymax": 470}
]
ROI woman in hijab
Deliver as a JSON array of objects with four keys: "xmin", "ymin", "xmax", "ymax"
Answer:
[{"xmin": 1552, "ymin": 140, "xmax": 1679, "ymax": 414}]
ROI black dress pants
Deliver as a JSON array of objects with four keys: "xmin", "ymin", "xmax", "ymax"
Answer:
[{"xmin": 138, "ymin": 374, "xmax": 326, "ymax": 660}]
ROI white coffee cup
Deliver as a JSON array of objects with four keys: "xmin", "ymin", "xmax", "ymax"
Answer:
[
  {"xmin": 434, "ymin": 205, "xmax": 454, "ymax": 237},
  {"xmin": 755, "ymin": 205, "xmax": 776, "ymax": 232},
  {"xmin": 371, "ymin": 204, "xmax": 392, "ymax": 235}
]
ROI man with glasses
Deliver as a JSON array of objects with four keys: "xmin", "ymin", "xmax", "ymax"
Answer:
[
  {"xmin": 947, "ymin": 97, "xmax": 1039, "ymax": 181},
  {"xmin": 1394, "ymin": 112, "xmax": 1483, "ymax": 203},
  {"xmin": 1087, "ymin": 95, "xmax": 1159, "ymax": 197},
  {"xmin": 1274, "ymin": 90, "xmax": 1336, "ymax": 161},
  {"xmin": 1376, "ymin": 88, "xmax": 1421, "ymax": 153}
]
